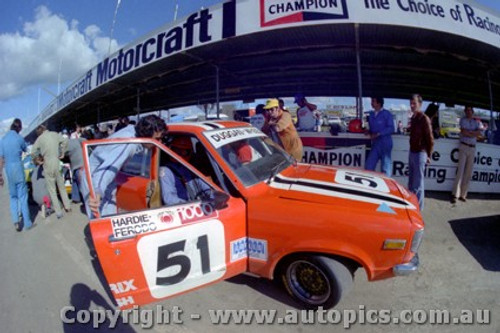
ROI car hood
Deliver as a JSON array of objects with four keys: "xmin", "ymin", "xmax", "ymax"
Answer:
[{"xmin": 269, "ymin": 163, "xmax": 418, "ymax": 214}]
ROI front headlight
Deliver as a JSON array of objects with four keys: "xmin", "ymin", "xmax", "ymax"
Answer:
[{"xmin": 410, "ymin": 228, "xmax": 424, "ymax": 253}]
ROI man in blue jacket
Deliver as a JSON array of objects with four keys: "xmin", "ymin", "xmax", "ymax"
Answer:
[
  {"xmin": 365, "ymin": 97, "xmax": 395, "ymax": 177},
  {"xmin": 0, "ymin": 119, "xmax": 33, "ymax": 231}
]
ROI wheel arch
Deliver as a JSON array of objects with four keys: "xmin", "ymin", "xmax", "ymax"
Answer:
[{"xmin": 272, "ymin": 251, "xmax": 361, "ymax": 281}]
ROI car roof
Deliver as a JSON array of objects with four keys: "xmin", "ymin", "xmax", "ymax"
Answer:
[{"xmin": 167, "ymin": 120, "xmax": 252, "ymax": 136}]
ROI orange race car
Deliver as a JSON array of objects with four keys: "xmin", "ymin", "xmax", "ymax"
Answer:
[{"xmin": 83, "ymin": 121, "xmax": 424, "ymax": 310}]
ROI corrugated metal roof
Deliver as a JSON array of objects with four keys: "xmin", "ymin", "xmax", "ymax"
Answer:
[{"xmin": 28, "ymin": 20, "xmax": 499, "ymax": 138}]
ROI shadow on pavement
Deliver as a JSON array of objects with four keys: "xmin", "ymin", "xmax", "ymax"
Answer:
[
  {"xmin": 83, "ymin": 224, "xmax": 117, "ymax": 307},
  {"xmin": 62, "ymin": 283, "xmax": 135, "ymax": 332},
  {"xmin": 449, "ymin": 215, "xmax": 500, "ymax": 271},
  {"xmin": 225, "ymin": 274, "xmax": 303, "ymax": 309},
  {"xmin": 426, "ymin": 191, "xmax": 500, "ymax": 202}
]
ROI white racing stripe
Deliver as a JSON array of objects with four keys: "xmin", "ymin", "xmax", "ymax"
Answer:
[
  {"xmin": 172, "ymin": 122, "xmax": 215, "ymax": 130},
  {"xmin": 270, "ymin": 174, "xmax": 416, "ymax": 210},
  {"xmin": 201, "ymin": 122, "xmax": 226, "ymax": 129}
]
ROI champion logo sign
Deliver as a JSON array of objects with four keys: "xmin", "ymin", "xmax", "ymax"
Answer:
[{"xmin": 260, "ymin": 0, "xmax": 349, "ymax": 27}]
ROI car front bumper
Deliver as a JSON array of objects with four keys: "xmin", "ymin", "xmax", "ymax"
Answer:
[{"xmin": 393, "ymin": 254, "xmax": 419, "ymax": 276}]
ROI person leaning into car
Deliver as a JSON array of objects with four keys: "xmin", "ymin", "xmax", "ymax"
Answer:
[
  {"xmin": 82, "ymin": 115, "xmax": 166, "ymax": 218},
  {"xmin": 450, "ymin": 106, "xmax": 483, "ymax": 204}
]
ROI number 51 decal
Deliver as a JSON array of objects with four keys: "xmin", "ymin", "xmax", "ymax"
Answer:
[{"xmin": 137, "ymin": 220, "xmax": 226, "ymax": 299}]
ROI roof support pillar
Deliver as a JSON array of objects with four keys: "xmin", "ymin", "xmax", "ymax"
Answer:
[
  {"xmin": 355, "ymin": 23, "xmax": 363, "ymax": 119},
  {"xmin": 487, "ymin": 71, "xmax": 497, "ymax": 131},
  {"xmin": 216, "ymin": 65, "xmax": 220, "ymax": 119},
  {"xmin": 136, "ymin": 87, "xmax": 141, "ymax": 117}
]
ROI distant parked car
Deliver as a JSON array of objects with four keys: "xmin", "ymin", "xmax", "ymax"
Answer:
[
  {"xmin": 327, "ymin": 116, "xmax": 343, "ymax": 125},
  {"xmin": 326, "ymin": 116, "xmax": 347, "ymax": 133},
  {"xmin": 440, "ymin": 122, "xmax": 460, "ymax": 139}
]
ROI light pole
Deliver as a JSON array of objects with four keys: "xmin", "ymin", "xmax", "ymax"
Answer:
[{"xmin": 108, "ymin": 0, "xmax": 122, "ymax": 56}]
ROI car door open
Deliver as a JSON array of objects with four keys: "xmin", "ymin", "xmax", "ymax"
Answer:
[{"xmin": 82, "ymin": 138, "xmax": 248, "ymax": 309}]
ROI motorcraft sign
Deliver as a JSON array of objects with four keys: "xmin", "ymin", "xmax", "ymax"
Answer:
[
  {"xmin": 31, "ymin": 0, "xmax": 499, "ymax": 133},
  {"xmin": 35, "ymin": 0, "xmax": 238, "ymax": 126}
]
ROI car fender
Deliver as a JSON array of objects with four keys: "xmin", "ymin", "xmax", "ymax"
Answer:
[{"xmin": 266, "ymin": 239, "xmax": 385, "ymax": 281}]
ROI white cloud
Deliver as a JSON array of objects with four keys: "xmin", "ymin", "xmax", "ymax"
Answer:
[
  {"xmin": 0, "ymin": 118, "xmax": 14, "ymax": 137},
  {"xmin": 83, "ymin": 25, "xmax": 99, "ymax": 40},
  {"xmin": 0, "ymin": 5, "xmax": 118, "ymax": 101}
]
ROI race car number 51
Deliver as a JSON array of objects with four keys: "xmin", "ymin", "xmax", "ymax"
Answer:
[{"xmin": 137, "ymin": 220, "xmax": 226, "ymax": 299}]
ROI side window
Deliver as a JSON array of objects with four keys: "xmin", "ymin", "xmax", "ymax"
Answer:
[
  {"xmin": 190, "ymin": 138, "xmax": 241, "ymax": 198},
  {"xmin": 158, "ymin": 147, "xmax": 214, "ymax": 207},
  {"xmin": 121, "ymin": 148, "xmax": 152, "ymax": 177},
  {"xmin": 85, "ymin": 142, "xmax": 150, "ymax": 217}
]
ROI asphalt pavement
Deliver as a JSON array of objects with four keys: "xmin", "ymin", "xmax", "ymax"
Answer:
[{"xmin": 0, "ymin": 184, "xmax": 499, "ymax": 333}]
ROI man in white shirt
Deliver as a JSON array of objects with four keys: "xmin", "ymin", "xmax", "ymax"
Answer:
[
  {"xmin": 451, "ymin": 106, "xmax": 483, "ymax": 203},
  {"xmin": 250, "ymin": 104, "xmax": 267, "ymax": 131},
  {"xmin": 294, "ymin": 94, "xmax": 319, "ymax": 131}
]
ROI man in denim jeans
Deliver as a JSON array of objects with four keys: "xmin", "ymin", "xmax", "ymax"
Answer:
[
  {"xmin": 408, "ymin": 94, "xmax": 434, "ymax": 211},
  {"xmin": 365, "ymin": 97, "xmax": 395, "ymax": 177},
  {"xmin": 0, "ymin": 119, "xmax": 33, "ymax": 231}
]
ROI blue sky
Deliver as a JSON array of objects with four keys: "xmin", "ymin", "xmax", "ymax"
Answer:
[{"xmin": 0, "ymin": 0, "xmax": 499, "ymax": 133}]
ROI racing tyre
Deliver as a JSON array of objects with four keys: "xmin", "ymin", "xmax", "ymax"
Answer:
[{"xmin": 281, "ymin": 255, "xmax": 353, "ymax": 309}]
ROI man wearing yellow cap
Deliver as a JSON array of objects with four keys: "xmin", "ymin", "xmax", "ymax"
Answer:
[{"xmin": 263, "ymin": 99, "xmax": 303, "ymax": 161}]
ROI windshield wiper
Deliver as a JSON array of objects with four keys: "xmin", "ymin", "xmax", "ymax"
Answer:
[{"xmin": 267, "ymin": 159, "xmax": 287, "ymax": 184}]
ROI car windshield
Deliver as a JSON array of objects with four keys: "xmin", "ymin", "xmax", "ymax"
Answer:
[{"xmin": 212, "ymin": 134, "xmax": 293, "ymax": 187}]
